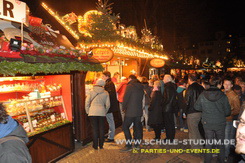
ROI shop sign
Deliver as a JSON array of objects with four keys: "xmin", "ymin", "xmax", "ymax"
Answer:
[
  {"xmin": 0, "ymin": 0, "xmax": 27, "ymax": 23},
  {"xmin": 150, "ymin": 58, "xmax": 165, "ymax": 68},
  {"xmin": 92, "ymin": 48, "xmax": 114, "ymax": 63}
]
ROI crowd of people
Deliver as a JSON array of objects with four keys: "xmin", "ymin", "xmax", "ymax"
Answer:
[{"xmin": 85, "ymin": 70, "xmax": 245, "ymax": 162}]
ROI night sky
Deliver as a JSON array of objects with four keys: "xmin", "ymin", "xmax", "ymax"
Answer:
[{"xmin": 22, "ymin": 0, "xmax": 244, "ymax": 52}]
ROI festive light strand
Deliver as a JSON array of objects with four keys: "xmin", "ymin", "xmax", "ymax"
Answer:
[{"xmin": 41, "ymin": 3, "xmax": 79, "ymax": 40}]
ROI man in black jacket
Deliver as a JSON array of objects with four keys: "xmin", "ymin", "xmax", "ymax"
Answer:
[
  {"xmin": 195, "ymin": 76, "xmax": 231, "ymax": 163},
  {"xmin": 162, "ymin": 74, "xmax": 178, "ymax": 142},
  {"xmin": 102, "ymin": 71, "xmax": 119, "ymax": 142},
  {"xmin": 185, "ymin": 73, "xmax": 204, "ymax": 149},
  {"xmin": 121, "ymin": 75, "xmax": 144, "ymax": 151}
]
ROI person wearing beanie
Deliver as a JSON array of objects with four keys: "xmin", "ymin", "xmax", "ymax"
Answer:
[{"xmin": 85, "ymin": 79, "xmax": 110, "ymax": 149}]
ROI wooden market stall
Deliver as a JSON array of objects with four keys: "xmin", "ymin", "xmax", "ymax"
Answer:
[{"xmin": 0, "ymin": 1, "xmax": 103, "ymax": 162}]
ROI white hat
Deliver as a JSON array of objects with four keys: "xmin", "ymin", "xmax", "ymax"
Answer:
[{"xmin": 95, "ymin": 79, "xmax": 105, "ymax": 86}]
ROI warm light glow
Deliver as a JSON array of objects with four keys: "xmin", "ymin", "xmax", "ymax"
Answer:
[
  {"xmin": 78, "ymin": 42, "xmax": 168, "ymax": 59},
  {"xmin": 78, "ymin": 10, "xmax": 102, "ymax": 37},
  {"xmin": 41, "ymin": 2, "xmax": 79, "ymax": 40}
]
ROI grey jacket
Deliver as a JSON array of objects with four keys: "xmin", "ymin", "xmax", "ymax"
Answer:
[
  {"xmin": 85, "ymin": 86, "xmax": 110, "ymax": 116},
  {"xmin": 194, "ymin": 87, "xmax": 231, "ymax": 130},
  {"xmin": 0, "ymin": 124, "xmax": 32, "ymax": 163}
]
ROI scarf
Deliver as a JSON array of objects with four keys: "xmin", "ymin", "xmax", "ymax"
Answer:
[{"xmin": 0, "ymin": 116, "xmax": 18, "ymax": 138}]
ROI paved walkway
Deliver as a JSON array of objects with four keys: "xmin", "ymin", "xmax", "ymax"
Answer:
[{"xmin": 58, "ymin": 128, "xmax": 206, "ymax": 163}]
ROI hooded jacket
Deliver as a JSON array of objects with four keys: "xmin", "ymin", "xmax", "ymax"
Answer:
[
  {"xmin": 0, "ymin": 123, "xmax": 32, "ymax": 163},
  {"xmin": 194, "ymin": 86, "xmax": 231, "ymax": 130},
  {"xmin": 85, "ymin": 85, "xmax": 110, "ymax": 116},
  {"xmin": 123, "ymin": 79, "xmax": 144, "ymax": 117}
]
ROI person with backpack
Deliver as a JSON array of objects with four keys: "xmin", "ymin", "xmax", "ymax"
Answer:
[{"xmin": 85, "ymin": 79, "xmax": 110, "ymax": 149}]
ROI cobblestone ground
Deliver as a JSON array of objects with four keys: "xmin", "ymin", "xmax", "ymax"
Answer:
[{"xmin": 58, "ymin": 128, "xmax": 207, "ymax": 163}]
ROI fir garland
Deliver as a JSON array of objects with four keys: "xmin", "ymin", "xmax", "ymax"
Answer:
[{"xmin": 0, "ymin": 61, "xmax": 103, "ymax": 76}]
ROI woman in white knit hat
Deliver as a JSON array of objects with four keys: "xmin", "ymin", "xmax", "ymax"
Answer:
[{"xmin": 85, "ymin": 79, "xmax": 110, "ymax": 149}]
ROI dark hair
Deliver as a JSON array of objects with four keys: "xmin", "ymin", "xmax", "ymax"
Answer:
[
  {"xmin": 160, "ymin": 74, "xmax": 165, "ymax": 80},
  {"xmin": 141, "ymin": 76, "xmax": 148, "ymax": 83},
  {"xmin": 209, "ymin": 76, "xmax": 222, "ymax": 87},
  {"xmin": 178, "ymin": 79, "xmax": 187, "ymax": 86},
  {"xmin": 0, "ymin": 103, "xmax": 8, "ymax": 124},
  {"xmin": 188, "ymin": 73, "xmax": 198, "ymax": 81},
  {"xmin": 233, "ymin": 85, "xmax": 242, "ymax": 91},
  {"xmin": 129, "ymin": 75, "xmax": 137, "ymax": 80},
  {"xmin": 102, "ymin": 71, "xmax": 111, "ymax": 78}
]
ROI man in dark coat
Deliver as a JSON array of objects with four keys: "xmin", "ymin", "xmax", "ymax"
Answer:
[
  {"xmin": 0, "ymin": 103, "xmax": 32, "ymax": 162},
  {"xmin": 185, "ymin": 73, "xmax": 204, "ymax": 149},
  {"xmin": 121, "ymin": 75, "xmax": 144, "ymax": 151},
  {"xmin": 102, "ymin": 71, "xmax": 119, "ymax": 142},
  {"xmin": 195, "ymin": 76, "xmax": 231, "ymax": 163},
  {"xmin": 162, "ymin": 74, "xmax": 178, "ymax": 142}
]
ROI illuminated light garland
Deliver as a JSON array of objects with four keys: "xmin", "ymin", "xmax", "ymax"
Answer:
[
  {"xmin": 78, "ymin": 43, "xmax": 168, "ymax": 59},
  {"xmin": 41, "ymin": 3, "xmax": 79, "ymax": 40},
  {"xmin": 40, "ymin": 4, "xmax": 168, "ymax": 60}
]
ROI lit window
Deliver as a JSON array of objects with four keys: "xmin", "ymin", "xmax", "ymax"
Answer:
[
  {"xmin": 226, "ymin": 48, "xmax": 231, "ymax": 52},
  {"xmin": 227, "ymin": 41, "xmax": 230, "ymax": 44}
]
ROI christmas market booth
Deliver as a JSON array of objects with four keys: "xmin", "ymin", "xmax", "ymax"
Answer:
[
  {"xmin": 41, "ymin": 1, "xmax": 169, "ymax": 80},
  {"xmin": 40, "ymin": 1, "xmax": 169, "ymax": 142},
  {"xmin": 0, "ymin": 1, "xmax": 102, "ymax": 162}
]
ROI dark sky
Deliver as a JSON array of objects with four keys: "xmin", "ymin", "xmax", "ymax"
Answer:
[{"xmin": 21, "ymin": 0, "xmax": 245, "ymax": 52}]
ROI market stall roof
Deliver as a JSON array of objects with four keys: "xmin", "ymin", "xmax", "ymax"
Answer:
[
  {"xmin": 0, "ymin": 21, "xmax": 103, "ymax": 76},
  {"xmin": 0, "ymin": 20, "xmax": 74, "ymax": 49},
  {"xmin": 41, "ymin": 2, "xmax": 169, "ymax": 60}
]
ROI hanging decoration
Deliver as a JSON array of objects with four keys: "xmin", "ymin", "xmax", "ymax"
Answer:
[{"xmin": 62, "ymin": 12, "xmax": 78, "ymax": 25}]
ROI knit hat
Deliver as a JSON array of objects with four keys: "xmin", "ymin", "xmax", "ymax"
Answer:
[{"xmin": 95, "ymin": 79, "xmax": 105, "ymax": 86}]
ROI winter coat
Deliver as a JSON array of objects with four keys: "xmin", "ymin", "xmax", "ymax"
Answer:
[
  {"xmin": 123, "ymin": 79, "xmax": 144, "ymax": 117},
  {"xmin": 116, "ymin": 81, "xmax": 128, "ymax": 103},
  {"xmin": 185, "ymin": 82, "xmax": 204, "ymax": 114},
  {"xmin": 85, "ymin": 86, "xmax": 110, "ymax": 116},
  {"xmin": 225, "ymin": 90, "xmax": 241, "ymax": 121},
  {"xmin": 142, "ymin": 82, "xmax": 152, "ymax": 106},
  {"xmin": 104, "ymin": 78, "xmax": 119, "ymax": 113},
  {"xmin": 0, "ymin": 123, "xmax": 32, "ymax": 163},
  {"xmin": 148, "ymin": 90, "xmax": 164, "ymax": 126},
  {"xmin": 194, "ymin": 87, "xmax": 231, "ymax": 130},
  {"xmin": 162, "ymin": 82, "xmax": 178, "ymax": 113}
]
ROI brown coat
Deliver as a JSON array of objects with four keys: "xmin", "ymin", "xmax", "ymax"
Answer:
[{"xmin": 225, "ymin": 90, "xmax": 241, "ymax": 121}]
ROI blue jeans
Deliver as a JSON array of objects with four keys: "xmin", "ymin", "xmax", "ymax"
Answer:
[
  {"xmin": 119, "ymin": 102, "xmax": 125, "ymax": 122},
  {"xmin": 106, "ymin": 113, "xmax": 115, "ymax": 140},
  {"xmin": 225, "ymin": 121, "xmax": 234, "ymax": 157},
  {"xmin": 143, "ymin": 105, "xmax": 150, "ymax": 129}
]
